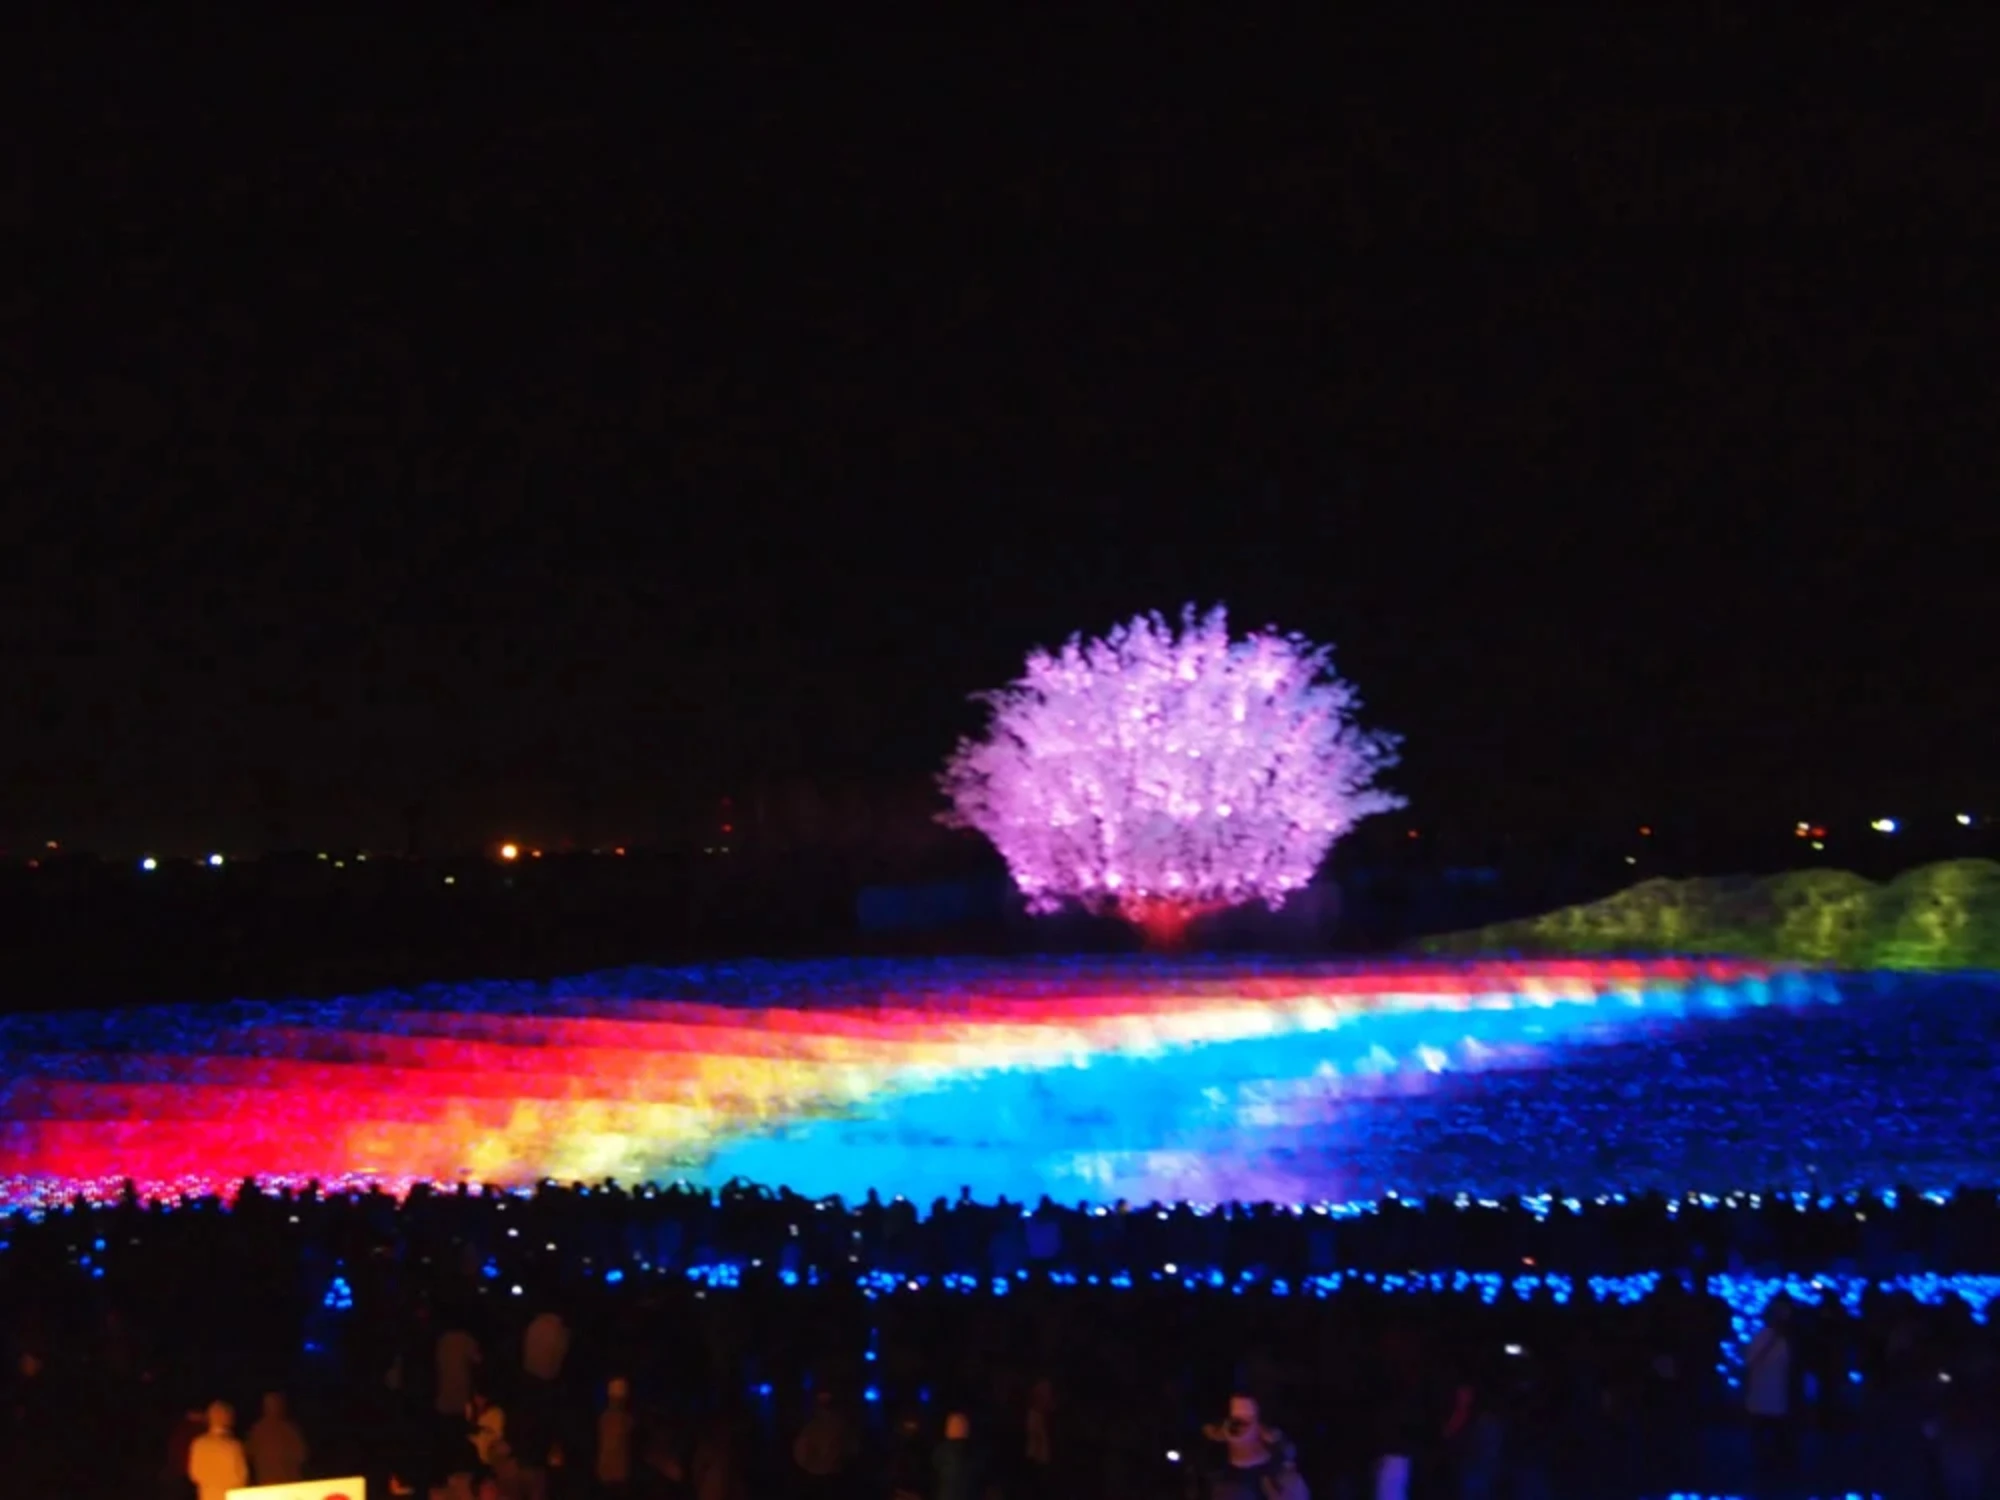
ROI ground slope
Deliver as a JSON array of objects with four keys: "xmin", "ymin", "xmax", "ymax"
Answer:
[{"xmin": 1418, "ymin": 858, "xmax": 2000, "ymax": 968}]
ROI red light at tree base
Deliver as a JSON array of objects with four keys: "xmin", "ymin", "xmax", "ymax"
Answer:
[{"xmin": 1117, "ymin": 895, "xmax": 1226, "ymax": 952}]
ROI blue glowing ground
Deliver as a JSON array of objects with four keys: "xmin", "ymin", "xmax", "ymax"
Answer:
[
  {"xmin": 6, "ymin": 962, "xmax": 1997, "ymax": 1212},
  {"xmin": 706, "ymin": 972, "xmax": 2000, "ymax": 1205}
]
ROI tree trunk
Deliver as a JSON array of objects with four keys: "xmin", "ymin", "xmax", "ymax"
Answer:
[{"xmin": 1118, "ymin": 895, "xmax": 1222, "ymax": 952}]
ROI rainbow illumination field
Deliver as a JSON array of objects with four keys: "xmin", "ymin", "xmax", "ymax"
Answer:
[{"xmin": 5, "ymin": 955, "xmax": 1989, "ymax": 1212}]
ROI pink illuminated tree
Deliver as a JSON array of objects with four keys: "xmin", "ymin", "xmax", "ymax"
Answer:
[{"xmin": 939, "ymin": 605, "xmax": 1405, "ymax": 946}]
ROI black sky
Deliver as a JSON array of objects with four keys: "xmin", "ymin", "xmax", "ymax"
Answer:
[{"xmin": 10, "ymin": 14, "xmax": 1998, "ymax": 854}]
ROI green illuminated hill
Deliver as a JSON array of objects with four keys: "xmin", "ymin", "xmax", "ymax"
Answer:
[{"xmin": 1418, "ymin": 858, "xmax": 2000, "ymax": 969}]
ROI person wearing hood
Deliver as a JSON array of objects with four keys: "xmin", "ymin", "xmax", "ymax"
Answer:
[
  {"xmin": 247, "ymin": 1390, "xmax": 309, "ymax": 1484},
  {"xmin": 188, "ymin": 1400, "xmax": 251, "ymax": 1500}
]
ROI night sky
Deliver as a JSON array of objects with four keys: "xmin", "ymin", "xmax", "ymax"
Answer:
[{"xmin": 12, "ymin": 16, "xmax": 1997, "ymax": 855}]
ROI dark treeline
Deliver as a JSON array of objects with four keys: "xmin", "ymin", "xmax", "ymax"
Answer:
[{"xmin": 0, "ymin": 817, "xmax": 1993, "ymax": 1016}]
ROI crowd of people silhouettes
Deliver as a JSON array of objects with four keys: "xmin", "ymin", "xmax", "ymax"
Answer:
[{"xmin": 2, "ymin": 1177, "xmax": 1997, "ymax": 1498}]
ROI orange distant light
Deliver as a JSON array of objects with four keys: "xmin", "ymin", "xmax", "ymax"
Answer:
[
  {"xmin": 613, "ymin": 846, "xmax": 627, "ymax": 856},
  {"xmin": 530, "ymin": 848, "xmax": 543, "ymax": 858},
  {"xmin": 1638, "ymin": 825, "xmax": 1652, "ymax": 837},
  {"xmin": 499, "ymin": 843, "xmax": 519, "ymax": 862}
]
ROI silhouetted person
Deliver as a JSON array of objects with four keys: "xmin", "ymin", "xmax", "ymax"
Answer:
[
  {"xmin": 1023, "ymin": 1375, "xmax": 1057, "ymax": 1494},
  {"xmin": 884, "ymin": 1410, "xmax": 928, "ymax": 1500},
  {"xmin": 1204, "ymin": 1394, "xmax": 1308, "ymax": 1500},
  {"xmin": 468, "ymin": 1391, "xmax": 509, "ymax": 1471},
  {"xmin": 1932, "ymin": 1390, "xmax": 1997, "ymax": 1500},
  {"xmin": 691, "ymin": 1410, "xmax": 746, "ymax": 1500},
  {"xmin": 3, "ymin": 1353, "xmax": 63, "ymax": 1498},
  {"xmin": 1745, "ymin": 1300, "xmax": 1795, "ymax": 1495},
  {"xmin": 932, "ymin": 1411, "xmax": 988, "ymax": 1500},
  {"xmin": 188, "ymin": 1401, "xmax": 250, "ymax": 1500},
  {"xmin": 596, "ymin": 1377, "xmax": 635, "ymax": 1495},
  {"xmin": 436, "ymin": 1323, "xmax": 483, "ymax": 1419},
  {"xmin": 792, "ymin": 1388, "xmax": 859, "ymax": 1496},
  {"xmin": 246, "ymin": 1389, "xmax": 309, "ymax": 1484},
  {"xmin": 164, "ymin": 1402, "xmax": 209, "ymax": 1500},
  {"xmin": 523, "ymin": 1305, "xmax": 571, "ymax": 1386}
]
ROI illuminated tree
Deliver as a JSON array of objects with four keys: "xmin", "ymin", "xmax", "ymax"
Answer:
[{"xmin": 939, "ymin": 605, "xmax": 1405, "ymax": 946}]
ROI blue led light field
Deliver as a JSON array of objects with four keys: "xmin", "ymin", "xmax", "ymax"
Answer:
[{"xmin": 705, "ymin": 969, "xmax": 2000, "ymax": 1205}]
